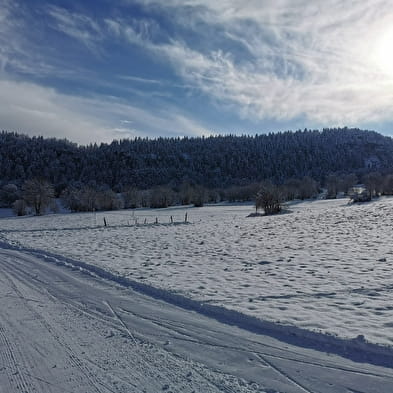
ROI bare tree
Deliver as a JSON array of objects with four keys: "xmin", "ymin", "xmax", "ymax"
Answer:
[
  {"xmin": 339, "ymin": 173, "xmax": 358, "ymax": 195},
  {"xmin": 61, "ymin": 186, "xmax": 97, "ymax": 212},
  {"xmin": 122, "ymin": 187, "xmax": 141, "ymax": 209},
  {"xmin": 298, "ymin": 176, "xmax": 319, "ymax": 200},
  {"xmin": 149, "ymin": 186, "xmax": 174, "ymax": 208},
  {"xmin": 363, "ymin": 172, "xmax": 383, "ymax": 198},
  {"xmin": 326, "ymin": 175, "xmax": 339, "ymax": 199},
  {"xmin": 22, "ymin": 178, "xmax": 55, "ymax": 215},
  {"xmin": 382, "ymin": 174, "xmax": 393, "ymax": 195},
  {"xmin": 190, "ymin": 185, "xmax": 208, "ymax": 207},
  {"xmin": 282, "ymin": 178, "xmax": 301, "ymax": 200},
  {"xmin": 96, "ymin": 189, "xmax": 122, "ymax": 210},
  {"xmin": 256, "ymin": 183, "xmax": 283, "ymax": 215},
  {"xmin": 138, "ymin": 190, "xmax": 150, "ymax": 207},
  {"xmin": 179, "ymin": 182, "xmax": 194, "ymax": 205},
  {"xmin": 225, "ymin": 183, "xmax": 260, "ymax": 202},
  {"xmin": 12, "ymin": 199, "xmax": 27, "ymax": 216}
]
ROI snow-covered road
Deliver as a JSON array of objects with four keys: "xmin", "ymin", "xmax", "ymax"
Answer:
[{"xmin": 1, "ymin": 248, "xmax": 393, "ymax": 393}]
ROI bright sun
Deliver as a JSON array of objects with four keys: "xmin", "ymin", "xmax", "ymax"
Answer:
[{"xmin": 374, "ymin": 27, "xmax": 393, "ymax": 76}]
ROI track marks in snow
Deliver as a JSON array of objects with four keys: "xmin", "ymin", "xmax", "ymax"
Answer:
[
  {"xmin": 3, "ymin": 247, "xmax": 393, "ymax": 392},
  {"xmin": 4, "ymin": 199, "xmax": 393, "ymax": 344},
  {"xmin": 113, "ymin": 302, "xmax": 393, "ymax": 392},
  {"xmin": 0, "ymin": 250, "xmax": 268, "ymax": 393},
  {"xmin": 255, "ymin": 353, "xmax": 315, "ymax": 393},
  {"xmin": 0, "ymin": 324, "xmax": 38, "ymax": 393},
  {"xmin": 103, "ymin": 301, "xmax": 138, "ymax": 345},
  {"xmin": 0, "ymin": 270, "xmax": 111, "ymax": 393},
  {"xmin": 103, "ymin": 302, "xmax": 234, "ymax": 393}
]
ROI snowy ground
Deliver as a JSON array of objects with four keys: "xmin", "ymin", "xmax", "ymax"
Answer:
[
  {"xmin": 1, "ymin": 198, "xmax": 393, "ymax": 347},
  {"xmin": 0, "ymin": 249, "xmax": 268, "ymax": 393},
  {"xmin": 2, "ymin": 247, "xmax": 393, "ymax": 393}
]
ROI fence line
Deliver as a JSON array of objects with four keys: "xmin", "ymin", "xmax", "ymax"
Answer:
[{"xmin": 100, "ymin": 212, "xmax": 189, "ymax": 228}]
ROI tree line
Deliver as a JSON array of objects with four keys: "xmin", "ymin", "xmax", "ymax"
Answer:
[
  {"xmin": 1, "ymin": 128, "xmax": 393, "ymax": 215},
  {"xmin": 5, "ymin": 170, "xmax": 393, "ymax": 216}
]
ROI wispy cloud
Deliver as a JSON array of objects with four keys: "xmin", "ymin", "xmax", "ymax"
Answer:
[
  {"xmin": 118, "ymin": 75, "xmax": 163, "ymax": 85},
  {"xmin": 0, "ymin": 0, "xmax": 29, "ymax": 74},
  {"xmin": 0, "ymin": 78, "xmax": 207, "ymax": 144},
  {"xmin": 0, "ymin": 1, "xmax": 86, "ymax": 78},
  {"xmin": 0, "ymin": 2, "xmax": 209, "ymax": 143},
  {"xmin": 47, "ymin": 5, "xmax": 103, "ymax": 54},
  {"xmin": 2, "ymin": 0, "xmax": 393, "ymax": 143},
  {"xmin": 122, "ymin": 0, "xmax": 393, "ymax": 125}
]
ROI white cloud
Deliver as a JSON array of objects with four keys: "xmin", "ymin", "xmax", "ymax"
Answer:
[
  {"xmin": 0, "ymin": 78, "xmax": 207, "ymax": 144},
  {"xmin": 91, "ymin": 95, "xmax": 208, "ymax": 137},
  {"xmin": 47, "ymin": 5, "xmax": 103, "ymax": 54},
  {"xmin": 126, "ymin": 0, "xmax": 393, "ymax": 125},
  {"xmin": 104, "ymin": 17, "xmax": 160, "ymax": 47},
  {"xmin": 118, "ymin": 75, "xmax": 163, "ymax": 85},
  {"xmin": 0, "ymin": 79, "xmax": 111, "ymax": 144},
  {"xmin": 3, "ymin": 0, "xmax": 393, "ymax": 141},
  {"xmin": 0, "ymin": 1, "xmax": 85, "ymax": 78},
  {"xmin": 158, "ymin": 42, "xmax": 393, "ymax": 124}
]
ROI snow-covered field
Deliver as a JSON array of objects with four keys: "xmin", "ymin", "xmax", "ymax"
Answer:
[{"xmin": 1, "ymin": 198, "xmax": 393, "ymax": 347}]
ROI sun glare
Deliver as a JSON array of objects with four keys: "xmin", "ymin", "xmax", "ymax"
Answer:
[{"xmin": 374, "ymin": 27, "xmax": 393, "ymax": 76}]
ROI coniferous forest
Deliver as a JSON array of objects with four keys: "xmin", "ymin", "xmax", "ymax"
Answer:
[{"xmin": 2, "ymin": 127, "xmax": 393, "ymax": 213}]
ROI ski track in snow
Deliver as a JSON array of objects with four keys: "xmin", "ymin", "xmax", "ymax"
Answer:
[
  {"xmin": 2, "ymin": 248, "xmax": 393, "ymax": 392},
  {"xmin": 0, "ymin": 250, "xmax": 269, "ymax": 393},
  {"xmin": 1, "ymin": 197, "xmax": 393, "ymax": 348}
]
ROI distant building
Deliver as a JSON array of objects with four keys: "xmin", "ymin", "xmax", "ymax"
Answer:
[{"xmin": 348, "ymin": 184, "xmax": 371, "ymax": 202}]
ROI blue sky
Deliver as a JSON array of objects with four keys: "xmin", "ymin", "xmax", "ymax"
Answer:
[{"xmin": 1, "ymin": 0, "xmax": 393, "ymax": 144}]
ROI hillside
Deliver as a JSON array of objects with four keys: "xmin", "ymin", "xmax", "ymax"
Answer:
[{"xmin": 1, "ymin": 128, "xmax": 393, "ymax": 191}]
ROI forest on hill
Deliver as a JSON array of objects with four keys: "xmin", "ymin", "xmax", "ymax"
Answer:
[
  {"xmin": 1, "ymin": 127, "xmax": 393, "ymax": 189},
  {"xmin": 2, "ymin": 127, "xmax": 393, "ymax": 214}
]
